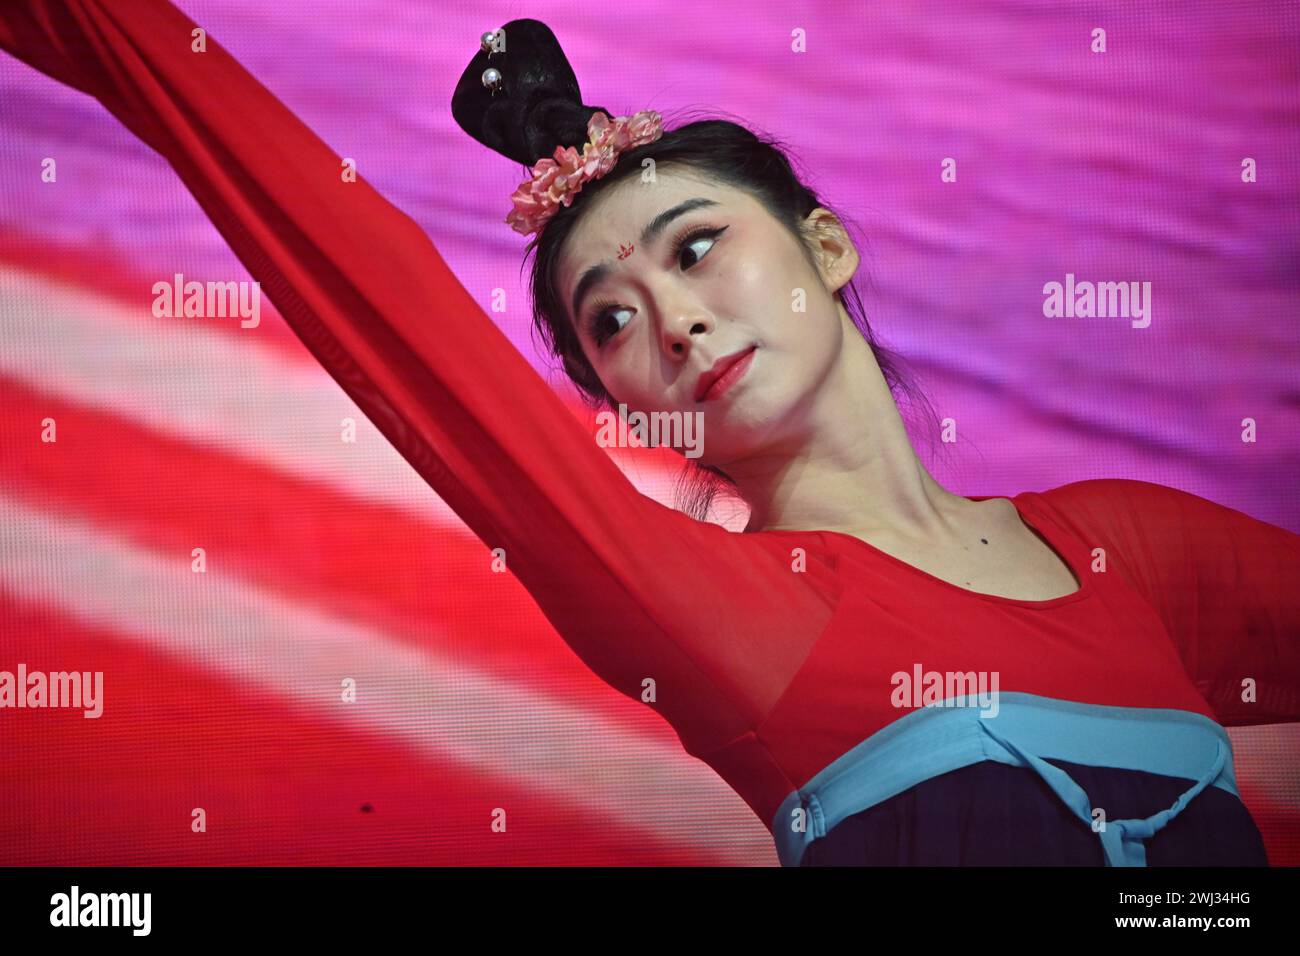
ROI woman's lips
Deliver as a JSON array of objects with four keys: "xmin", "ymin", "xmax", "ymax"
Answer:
[{"xmin": 697, "ymin": 346, "xmax": 757, "ymax": 402}]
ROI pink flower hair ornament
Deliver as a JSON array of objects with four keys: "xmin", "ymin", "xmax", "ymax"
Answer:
[{"xmin": 505, "ymin": 109, "xmax": 665, "ymax": 236}]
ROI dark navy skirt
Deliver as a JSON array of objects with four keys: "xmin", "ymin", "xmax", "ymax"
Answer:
[{"xmin": 799, "ymin": 757, "xmax": 1269, "ymax": 866}]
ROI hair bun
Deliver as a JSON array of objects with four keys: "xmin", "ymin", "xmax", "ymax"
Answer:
[{"xmin": 451, "ymin": 18, "xmax": 611, "ymax": 167}]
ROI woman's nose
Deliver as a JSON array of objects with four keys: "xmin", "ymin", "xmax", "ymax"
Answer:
[{"xmin": 661, "ymin": 312, "xmax": 712, "ymax": 359}]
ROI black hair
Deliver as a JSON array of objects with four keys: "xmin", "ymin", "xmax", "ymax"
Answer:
[{"xmin": 453, "ymin": 21, "xmax": 938, "ymax": 522}]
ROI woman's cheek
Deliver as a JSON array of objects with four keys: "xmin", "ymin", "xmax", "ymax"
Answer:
[
  {"xmin": 727, "ymin": 251, "xmax": 768, "ymax": 296},
  {"xmin": 599, "ymin": 358, "xmax": 646, "ymax": 412}
]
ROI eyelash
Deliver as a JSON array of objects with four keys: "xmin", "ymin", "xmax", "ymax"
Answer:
[{"xmin": 585, "ymin": 223, "xmax": 728, "ymax": 346}]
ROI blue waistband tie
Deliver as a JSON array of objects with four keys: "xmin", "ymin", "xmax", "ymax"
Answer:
[
  {"xmin": 772, "ymin": 693, "xmax": 1238, "ymax": 867},
  {"xmin": 977, "ymin": 715, "xmax": 1228, "ymax": 866}
]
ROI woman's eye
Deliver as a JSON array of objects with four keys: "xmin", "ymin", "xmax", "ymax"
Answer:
[
  {"xmin": 604, "ymin": 308, "xmax": 634, "ymax": 337},
  {"xmin": 674, "ymin": 224, "xmax": 727, "ymax": 269},
  {"xmin": 679, "ymin": 233, "xmax": 717, "ymax": 269},
  {"xmin": 590, "ymin": 303, "xmax": 633, "ymax": 345}
]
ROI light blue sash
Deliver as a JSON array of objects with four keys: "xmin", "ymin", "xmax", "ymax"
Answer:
[{"xmin": 772, "ymin": 692, "xmax": 1236, "ymax": 867}]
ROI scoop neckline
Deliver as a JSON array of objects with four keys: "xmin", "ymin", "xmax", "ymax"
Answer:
[{"xmin": 796, "ymin": 493, "xmax": 1093, "ymax": 610}]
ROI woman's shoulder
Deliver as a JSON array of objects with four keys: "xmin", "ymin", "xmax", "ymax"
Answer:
[
  {"xmin": 1030, "ymin": 477, "xmax": 1211, "ymax": 517},
  {"xmin": 1026, "ymin": 478, "xmax": 1298, "ymax": 553}
]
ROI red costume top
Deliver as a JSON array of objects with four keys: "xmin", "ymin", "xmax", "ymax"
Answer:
[{"xmin": 3, "ymin": 0, "xmax": 1297, "ymax": 860}]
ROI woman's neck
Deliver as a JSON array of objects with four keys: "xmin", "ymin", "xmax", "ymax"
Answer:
[{"xmin": 732, "ymin": 331, "xmax": 966, "ymax": 541}]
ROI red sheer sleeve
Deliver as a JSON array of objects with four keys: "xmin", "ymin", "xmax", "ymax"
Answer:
[
  {"xmin": 0, "ymin": 0, "xmax": 829, "ymax": 750},
  {"xmin": 1044, "ymin": 479, "xmax": 1300, "ymax": 726}
]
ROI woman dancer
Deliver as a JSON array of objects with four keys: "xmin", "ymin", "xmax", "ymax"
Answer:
[{"xmin": 2, "ymin": 4, "xmax": 1296, "ymax": 865}]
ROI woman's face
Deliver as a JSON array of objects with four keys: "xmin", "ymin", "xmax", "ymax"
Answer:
[{"xmin": 557, "ymin": 169, "xmax": 860, "ymax": 468}]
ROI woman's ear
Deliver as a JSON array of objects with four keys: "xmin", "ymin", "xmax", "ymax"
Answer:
[{"xmin": 801, "ymin": 207, "xmax": 860, "ymax": 294}]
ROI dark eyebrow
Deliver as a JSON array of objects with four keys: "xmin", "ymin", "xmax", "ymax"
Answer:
[{"xmin": 569, "ymin": 197, "xmax": 721, "ymax": 326}]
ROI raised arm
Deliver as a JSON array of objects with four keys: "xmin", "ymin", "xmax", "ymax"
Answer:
[
  {"xmin": 0, "ymin": 0, "xmax": 827, "ymax": 749},
  {"xmin": 1045, "ymin": 478, "xmax": 1300, "ymax": 725}
]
